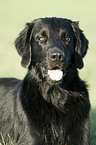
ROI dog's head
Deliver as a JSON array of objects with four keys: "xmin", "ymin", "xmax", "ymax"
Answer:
[{"xmin": 15, "ymin": 17, "xmax": 88, "ymax": 82}]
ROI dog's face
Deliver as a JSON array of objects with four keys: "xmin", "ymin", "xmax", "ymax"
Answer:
[
  {"xmin": 31, "ymin": 18, "xmax": 75, "ymax": 82},
  {"xmin": 15, "ymin": 18, "xmax": 88, "ymax": 82}
]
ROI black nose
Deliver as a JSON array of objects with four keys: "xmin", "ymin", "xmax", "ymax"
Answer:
[{"xmin": 49, "ymin": 50, "xmax": 65, "ymax": 62}]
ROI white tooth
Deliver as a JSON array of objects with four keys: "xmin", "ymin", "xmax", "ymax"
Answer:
[{"xmin": 48, "ymin": 70, "xmax": 63, "ymax": 81}]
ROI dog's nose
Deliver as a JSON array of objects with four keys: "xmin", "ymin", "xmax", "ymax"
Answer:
[{"xmin": 49, "ymin": 50, "xmax": 65, "ymax": 62}]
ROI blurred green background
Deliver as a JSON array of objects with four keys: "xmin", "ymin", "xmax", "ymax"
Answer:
[{"xmin": 0, "ymin": 0, "xmax": 96, "ymax": 144}]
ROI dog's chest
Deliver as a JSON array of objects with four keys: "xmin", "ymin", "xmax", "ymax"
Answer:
[{"xmin": 41, "ymin": 122, "xmax": 66, "ymax": 145}]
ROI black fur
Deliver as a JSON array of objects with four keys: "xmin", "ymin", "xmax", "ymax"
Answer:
[{"xmin": 0, "ymin": 17, "xmax": 90, "ymax": 145}]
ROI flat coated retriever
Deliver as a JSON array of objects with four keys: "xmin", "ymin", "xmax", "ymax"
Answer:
[{"xmin": 0, "ymin": 17, "xmax": 90, "ymax": 145}]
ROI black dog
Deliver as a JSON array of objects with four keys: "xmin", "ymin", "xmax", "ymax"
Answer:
[{"xmin": 0, "ymin": 17, "xmax": 90, "ymax": 145}]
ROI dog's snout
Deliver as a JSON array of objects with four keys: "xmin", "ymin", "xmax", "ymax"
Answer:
[{"xmin": 49, "ymin": 50, "xmax": 64, "ymax": 62}]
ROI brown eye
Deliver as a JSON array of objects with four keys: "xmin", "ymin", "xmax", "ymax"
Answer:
[
  {"xmin": 65, "ymin": 36, "xmax": 70, "ymax": 41},
  {"xmin": 61, "ymin": 32, "xmax": 70, "ymax": 42},
  {"xmin": 62, "ymin": 36, "xmax": 70, "ymax": 42},
  {"xmin": 36, "ymin": 31, "xmax": 48, "ymax": 42},
  {"xmin": 39, "ymin": 36, "xmax": 45, "ymax": 41},
  {"xmin": 37, "ymin": 36, "xmax": 47, "ymax": 42}
]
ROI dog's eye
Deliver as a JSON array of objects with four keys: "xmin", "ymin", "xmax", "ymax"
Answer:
[
  {"xmin": 39, "ymin": 36, "xmax": 45, "ymax": 41},
  {"xmin": 36, "ymin": 36, "xmax": 47, "ymax": 42},
  {"xmin": 61, "ymin": 32, "xmax": 70, "ymax": 43},
  {"xmin": 65, "ymin": 36, "xmax": 70, "ymax": 41},
  {"xmin": 61, "ymin": 36, "xmax": 70, "ymax": 42}
]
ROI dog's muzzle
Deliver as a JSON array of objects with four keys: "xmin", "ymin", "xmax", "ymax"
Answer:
[{"xmin": 48, "ymin": 49, "xmax": 65, "ymax": 81}]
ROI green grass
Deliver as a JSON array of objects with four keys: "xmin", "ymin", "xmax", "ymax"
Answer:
[{"xmin": 0, "ymin": 0, "xmax": 96, "ymax": 144}]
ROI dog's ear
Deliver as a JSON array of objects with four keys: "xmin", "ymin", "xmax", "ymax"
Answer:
[
  {"xmin": 71, "ymin": 22, "xmax": 89, "ymax": 69},
  {"xmin": 15, "ymin": 23, "xmax": 34, "ymax": 68}
]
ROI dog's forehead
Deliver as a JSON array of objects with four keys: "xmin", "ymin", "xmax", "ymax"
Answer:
[{"xmin": 33, "ymin": 18, "xmax": 73, "ymax": 33}]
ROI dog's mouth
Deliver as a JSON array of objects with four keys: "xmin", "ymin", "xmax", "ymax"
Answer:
[{"xmin": 48, "ymin": 66, "xmax": 64, "ymax": 81}]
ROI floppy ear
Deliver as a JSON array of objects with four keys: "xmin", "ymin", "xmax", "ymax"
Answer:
[
  {"xmin": 15, "ymin": 23, "xmax": 34, "ymax": 68},
  {"xmin": 71, "ymin": 22, "xmax": 89, "ymax": 69}
]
